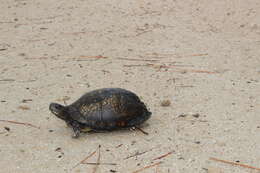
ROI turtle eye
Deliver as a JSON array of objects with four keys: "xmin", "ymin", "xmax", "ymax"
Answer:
[{"xmin": 54, "ymin": 104, "xmax": 62, "ymax": 110}]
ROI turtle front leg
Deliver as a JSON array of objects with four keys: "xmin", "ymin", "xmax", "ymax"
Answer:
[{"xmin": 69, "ymin": 121, "xmax": 81, "ymax": 138}]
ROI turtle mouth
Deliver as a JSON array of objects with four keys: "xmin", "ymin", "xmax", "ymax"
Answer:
[{"xmin": 51, "ymin": 110, "xmax": 59, "ymax": 116}]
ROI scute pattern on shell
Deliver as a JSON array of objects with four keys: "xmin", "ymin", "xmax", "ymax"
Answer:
[
  {"xmin": 79, "ymin": 94, "xmax": 122, "ymax": 116},
  {"xmin": 67, "ymin": 88, "xmax": 151, "ymax": 130}
]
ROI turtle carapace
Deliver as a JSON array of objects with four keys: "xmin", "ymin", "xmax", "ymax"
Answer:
[{"xmin": 49, "ymin": 88, "xmax": 151, "ymax": 138}]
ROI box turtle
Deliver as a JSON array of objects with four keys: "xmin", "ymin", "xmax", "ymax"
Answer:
[{"xmin": 49, "ymin": 88, "xmax": 151, "ymax": 138}]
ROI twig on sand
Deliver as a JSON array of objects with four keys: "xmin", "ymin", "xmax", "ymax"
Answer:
[
  {"xmin": 0, "ymin": 120, "xmax": 40, "ymax": 129},
  {"xmin": 25, "ymin": 57, "xmax": 49, "ymax": 60},
  {"xmin": 92, "ymin": 145, "xmax": 101, "ymax": 173},
  {"xmin": 0, "ymin": 21, "xmax": 14, "ymax": 24},
  {"xmin": 18, "ymin": 105, "xmax": 30, "ymax": 110},
  {"xmin": 145, "ymin": 53, "xmax": 208, "ymax": 58},
  {"xmin": 147, "ymin": 64, "xmax": 216, "ymax": 73},
  {"xmin": 61, "ymin": 32, "xmax": 87, "ymax": 35},
  {"xmin": 132, "ymin": 162, "xmax": 162, "ymax": 173},
  {"xmin": 115, "ymin": 144, "xmax": 123, "ymax": 148},
  {"xmin": 27, "ymin": 15, "xmax": 63, "ymax": 21},
  {"xmin": 136, "ymin": 29, "xmax": 154, "ymax": 36},
  {"xmin": 74, "ymin": 55, "xmax": 108, "ymax": 61},
  {"xmin": 210, "ymin": 157, "xmax": 260, "ymax": 171},
  {"xmin": 145, "ymin": 64, "xmax": 189, "ymax": 69},
  {"xmin": 117, "ymin": 58, "xmax": 158, "ymax": 62},
  {"xmin": 124, "ymin": 63, "xmax": 216, "ymax": 74},
  {"xmin": 22, "ymin": 99, "xmax": 33, "ymax": 103},
  {"xmin": 123, "ymin": 64, "xmax": 190, "ymax": 68},
  {"xmin": 189, "ymin": 53, "xmax": 208, "ymax": 57},
  {"xmin": 79, "ymin": 55, "xmax": 107, "ymax": 59},
  {"xmin": 153, "ymin": 151, "xmax": 174, "ymax": 160},
  {"xmin": 124, "ymin": 148, "xmax": 154, "ymax": 160},
  {"xmin": 72, "ymin": 148, "xmax": 98, "ymax": 169},
  {"xmin": 175, "ymin": 85, "xmax": 194, "ymax": 88},
  {"xmin": 83, "ymin": 162, "xmax": 116, "ymax": 166},
  {"xmin": 187, "ymin": 69, "xmax": 216, "ymax": 74},
  {"xmin": 124, "ymin": 64, "xmax": 148, "ymax": 67},
  {"xmin": 0, "ymin": 79, "xmax": 15, "ymax": 82}
]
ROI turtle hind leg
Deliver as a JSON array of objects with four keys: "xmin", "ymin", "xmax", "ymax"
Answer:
[
  {"xmin": 135, "ymin": 126, "xmax": 149, "ymax": 135},
  {"xmin": 130, "ymin": 126, "xmax": 149, "ymax": 135}
]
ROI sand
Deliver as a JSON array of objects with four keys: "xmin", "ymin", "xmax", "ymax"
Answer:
[{"xmin": 0, "ymin": 0, "xmax": 259, "ymax": 172}]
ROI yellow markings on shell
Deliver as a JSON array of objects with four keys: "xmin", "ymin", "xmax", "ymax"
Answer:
[
  {"xmin": 79, "ymin": 95, "xmax": 122, "ymax": 116},
  {"xmin": 110, "ymin": 95, "xmax": 121, "ymax": 113},
  {"xmin": 80, "ymin": 104, "xmax": 99, "ymax": 115},
  {"xmin": 80, "ymin": 127, "xmax": 93, "ymax": 132}
]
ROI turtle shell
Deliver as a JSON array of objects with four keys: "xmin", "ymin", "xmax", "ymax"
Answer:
[{"xmin": 66, "ymin": 88, "xmax": 151, "ymax": 130}]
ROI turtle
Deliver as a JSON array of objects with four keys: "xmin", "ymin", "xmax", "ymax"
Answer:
[{"xmin": 49, "ymin": 88, "xmax": 151, "ymax": 138}]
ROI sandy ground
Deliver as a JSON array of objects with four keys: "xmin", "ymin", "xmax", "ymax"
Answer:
[{"xmin": 0, "ymin": 0, "xmax": 260, "ymax": 172}]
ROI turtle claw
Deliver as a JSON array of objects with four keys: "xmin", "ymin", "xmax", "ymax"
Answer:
[
  {"xmin": 72, "ymin": 129, "xmax": 80, "ymax": 138},
  {"xmin": 130, "ymin": 126, "xmax": 149, "ymax": 135},
  {"xmin": 130, "ymin": 126, "xmax": 136, "ymax": 131},
  {"xmin": 70, "ymin": 121, "xmax": 81, "ymax": 138}
]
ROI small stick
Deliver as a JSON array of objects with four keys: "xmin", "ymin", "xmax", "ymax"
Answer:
[
  {"xmin": 72, "ymin": 148, "xmax": 97, "ymax": 169},
  {"xmin": 123, "ymin": 64, "xmax": 148, "ymax": 67},
  {"xmin": 136, "ymin": 29, "xmax": 153, "ymax": 36},
  {"xmin": 190, "ymin": 53, "xmax": 208, "ymax": 57},
  {"xmin": 153, "ymin": 151, "xmax": 174, "ymax": 160},
  {"xmin": 164, "ymin": 69, "xmax": 216, "ymax": 74},
  {"xmin": 116, "ymin": 58, "xmax": 158, "ymax": 62},
  {"xmin": 0, "ymin": 21, "xmax": 14, "ymax": 24},
  {"xmin": 92, "ymin": 145, "xmax": 101, "ymax": 173},
  {"xmin": 61, "ymin": 32, "xmax": 87, "ymax": 35},
  {"xmin": 83, "ymin": 162, "xmax": 116, "ymax": 166},
  {"xmin": 135, "ymin": 127, "xmax": 149, "ymax": 135},
  {"xmin": 124, "ymin": 148, "xmax": 154, "ymax": 160},
  {"xmin": 79, "ymin": 55, "xmax": 107, "ymax": 59},
  {"xmin": 147, "ymin": 64, "xmax": 216, "ymax": 73},
  {"xmin": 22, "ymin": 99, "xmax": 33, "ymax": 103},
  {"xmin": 175, "ymin": 85, "xmax": 194, "ymax": 88},
  {"xmin": 123, "ymin": 64, "xmax": 190, "ymax": 68},
  {"xmin": 18, "ymin": 105, "xmax": 30, "ymax": 110},
  {"xmin": 28, "ymin": 15, "xmax": 62, "ymax": 21},
  {"xmin": 145, "ymin": 64, "xmax": 191, "ymax": 68},
  {"xmin": 155, "ymin": 165, "xmax": 160, "ymax": 173},
  {"xmin": 0, "ymin": 120, "xmax": 40, "ymax": 129},
  {"xmin": 102, "ymin": 70, "xmax": 110, "ymax": 74},
  {"xmin": 188, "ymin": 69, "xmax": 216, "ymax": 74},
  {"xmin": 115, "ymin": 144, "xmax": 123, "ymax": 148},
  {"xmin": 210, "ymin": 157, "xmax": 260, "ymax": 171},
  {"xmin": 26, "ymin": 39, "xmax": 46, "ymax": 42},
  {"xmin": 25, "ymin": 57, "xmax": 48, "ymax": 60},
  {"xmin": 0, "ymin": 79, "xmax": 15, "ymax": 82},
  {"xmin": 75, "ymin": 55, "xmax": 108, "ymax": 61},
  {"xmin": 132, "ymin": 162, "xmax": 162, "ymax": 173},
  {"xmin": 123, "ymin": 64, "xmax": 216, "ymax": 74},
  {"xmin": 145, "ymin": 53, "xmax": 208, "ymax": 57}
]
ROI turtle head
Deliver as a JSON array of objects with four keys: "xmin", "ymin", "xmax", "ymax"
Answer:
[{"xmin": 49, "ymin": 103, "xmax": 69, "ymax": 120}]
